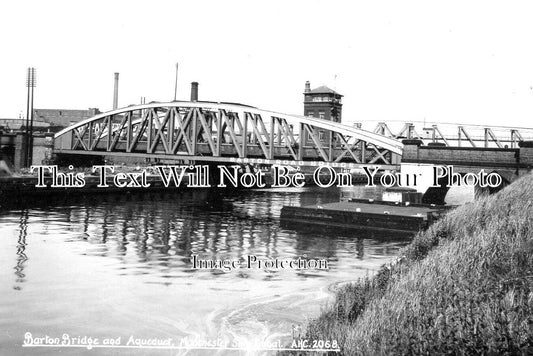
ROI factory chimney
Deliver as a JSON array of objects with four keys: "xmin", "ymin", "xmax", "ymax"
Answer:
[
  {"xmin": 113, "ymin": 73, "xmax": 119, "ymax": 110},
  {"xmin": 190, "ymin": 82, "xmax": 199, "ymax": 102}
]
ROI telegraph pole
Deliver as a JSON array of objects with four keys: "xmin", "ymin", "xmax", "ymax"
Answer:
[
  {"xmin": 25, "ymin": 67, "xmax": 36, "ymax": 167},
  {"xmin": 24, "ymin": 69, "xmax": 30, "ymax": 167}
]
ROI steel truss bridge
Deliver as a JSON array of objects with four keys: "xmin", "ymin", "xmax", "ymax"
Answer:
[
  {"xmin": 372, "ymin": 122, "xmax": 533, "ymax": 148},
  {"xmin": 54, "ymin": 102, "xmax": 403, "ymax": 168}
]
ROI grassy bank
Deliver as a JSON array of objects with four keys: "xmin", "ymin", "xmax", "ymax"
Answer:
[{"xmin": 304, "ymin": 173, "xmax": 533, "ymax": 355}]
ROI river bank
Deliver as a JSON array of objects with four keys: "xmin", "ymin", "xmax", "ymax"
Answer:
[{"xmin": 294, "ymin": 173, "xmax": 533, "ymax": 355}]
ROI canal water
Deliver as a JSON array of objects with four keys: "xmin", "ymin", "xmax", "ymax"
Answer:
[{"xmin": 0, "ymin": 187, "xmax": 413, "ymax": 355}]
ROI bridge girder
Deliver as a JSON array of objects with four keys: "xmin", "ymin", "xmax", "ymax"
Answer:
[
  {"xmin": 54, "ymin": 102, "xmax": 403, "ymax": 166},
  {"xmin": 372, "ymin": 121, "xmax": 533, "ymax": 149}
]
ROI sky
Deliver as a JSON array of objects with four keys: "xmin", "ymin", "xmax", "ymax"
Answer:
[{"xmin": 2, "ymin": 0, "xmax": 533, "ymax": 130}]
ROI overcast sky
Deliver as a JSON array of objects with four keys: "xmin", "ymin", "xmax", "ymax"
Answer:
[{"xmin": 2, "ymin": 0, "xmax": 533, "ymax": 129}]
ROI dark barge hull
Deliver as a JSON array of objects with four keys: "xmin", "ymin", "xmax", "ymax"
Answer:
[{"xmin": 281, "ymin": 200, "xmax": 448, "ymax": 233}]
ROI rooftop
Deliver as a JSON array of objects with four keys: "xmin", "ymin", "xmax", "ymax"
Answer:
[{"xmin": 307, "ymin": 85, "xmax": 343, "ymax": 96}]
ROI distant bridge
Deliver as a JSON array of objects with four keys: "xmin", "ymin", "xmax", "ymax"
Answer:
[
  {"xmin": 370, "ymin": 121, "xmax": 533, "ymax": 148},
  {"xmin": 54, "ymin": 102, "xmax": 403, "ymax": 168}
]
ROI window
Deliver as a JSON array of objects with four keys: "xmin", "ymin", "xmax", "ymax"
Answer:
[
  {"xmin": 307, "ymin": 111, "xmax": 314, "ymax": 117},
  {"xmin": 307, "ymin": 131, "xmax": 325, "ymax": 142},
  {"xmin": 318, "ymin": 111, "xmax": 325, "ymax": 120}
]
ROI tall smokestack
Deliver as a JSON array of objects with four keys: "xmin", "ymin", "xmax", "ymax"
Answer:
[
  {"xmin": 304, "ymin": 81, "xmax": 311, "ymax": 93},
  {"xmin": 113, "ymin": 72, "xmax": 119, "ymax": 110},
  {"xmin": 190, "ymin": 82, "xmax": 199, "ymax": 102}
]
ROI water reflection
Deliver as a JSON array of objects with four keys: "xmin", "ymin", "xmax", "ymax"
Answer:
[
  {"xmin": 6, "ymin": 188, "xmax": 410, "ymax": 285},
  {"xmin": 13, "ymin": 210, "xmax": 28, "ymax": 290},
  {"xmin": 1, "ymin": 187, "xmax": 409, "ymax": 355}
]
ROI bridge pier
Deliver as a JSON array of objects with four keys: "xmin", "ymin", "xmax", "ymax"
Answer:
[
  {"xmin": 13, "ymin": 132, "xmax": 28, "ymax": 170},
  {"xmin": 400, "ymin": 139, "xmax": 533, "ymax": 204},
  {"xmin": 519, "ymin": 141, "xmax": 533, "ymax": 168}
]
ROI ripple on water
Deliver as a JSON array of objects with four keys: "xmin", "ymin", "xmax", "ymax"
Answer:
[{"xmin": 0, "ymin": 187, "xmax": 411, "ymax": 355}]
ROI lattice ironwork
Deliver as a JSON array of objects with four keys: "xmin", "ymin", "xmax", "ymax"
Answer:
[
  {"xmin": 54, "ymin": 102, "xmax": 403, "ymax": 167},
  {"xmin": 372, "ymin": 122, "xmax": 533, "ymax": 148}
]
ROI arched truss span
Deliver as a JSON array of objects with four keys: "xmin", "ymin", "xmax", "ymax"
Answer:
[{"xmin": 54, "ymin": 102, "xmax": 403, "ymax": 166}]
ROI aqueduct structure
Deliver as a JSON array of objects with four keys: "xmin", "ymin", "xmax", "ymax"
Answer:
[{"xmin": 54, "ymin": 102, "xmax": 404, "ymax": 167}]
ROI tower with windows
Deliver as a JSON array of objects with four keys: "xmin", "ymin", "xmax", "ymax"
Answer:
[{"xmin": 302, "ymin": 81, "xmax": 343, "ymax": 147}]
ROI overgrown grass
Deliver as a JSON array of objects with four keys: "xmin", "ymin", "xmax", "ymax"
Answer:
[{"xmin": 301, "ymin": 174, "xmax": 533, "ymax": 355}]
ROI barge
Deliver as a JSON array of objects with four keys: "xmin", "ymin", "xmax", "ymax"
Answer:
[{"xmin": 280, "ymin": 198, "xmax": 451, "ymax": 233}]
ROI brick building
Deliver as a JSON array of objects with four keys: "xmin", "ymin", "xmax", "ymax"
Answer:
[
  {"xmin": 302, "ymin": 81, "xmax": 343, "ymax": 146},
  {"xmin": 34, "ymin": 108, "xmax": 101, "ymax": 129},
  {"xmin": 0, "ymin": 118, "xmax": 49, "ymax": 132}
]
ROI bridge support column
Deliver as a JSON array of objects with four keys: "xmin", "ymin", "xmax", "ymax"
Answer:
[
  {"xmin": 519, "ymin": 141, "xmax": 533, "ymax": 173},
  {"xmin": 401, "ymin": 139, "xmax": 423, "ymax": 161},
  {"xmin": 14, "ymin": 132, "xmax": 29, "ymax": 171}
]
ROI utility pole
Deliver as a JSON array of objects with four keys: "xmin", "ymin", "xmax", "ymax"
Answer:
[
  {"xmin": 113, "ymin": 72, "xmax": 119, "ymax": 110},
  {"xmin": 25, "ymin": 67, "xmax": 36, "ymax": 167},
  {"xmin": 173, "ymin": 62, "xmax": 179, "ymax": 101},
  {"xmin": 24, "ymin": 69, "xmax": 30, "ymax": 167}
]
